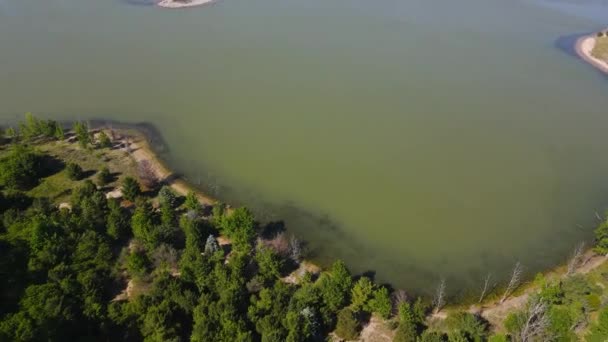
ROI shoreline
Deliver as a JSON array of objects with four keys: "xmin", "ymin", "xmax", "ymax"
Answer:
[
  {"xmin": 575, "ymin": 34, "xmax": 608, "ymax": 75},
  {"xmin": 157, "ymin": 0, "xmax": 214, "ymax": 9},
  {"xmin": 106, "ymin": 124, "xmax": 608, "ymax": 315},
  {"xmin": 107, "ymin": 126, "xmax": 217, "ymax": 207}
]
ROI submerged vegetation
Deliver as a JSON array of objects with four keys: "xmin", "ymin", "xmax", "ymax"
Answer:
[{"xmin": 2, "ymin": 114, "xmax": 608, "ymax": 341}]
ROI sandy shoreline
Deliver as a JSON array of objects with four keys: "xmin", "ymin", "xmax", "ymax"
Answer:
[
  {"xmin": 575, "ymin": 35, "xmax": 608, "ymax": 75},
  {"xmin": 157, "ymin": 0, "xmax": 213, "ymax": 9},
  {"xmin": 109, "ymin": 127, "xmax": 216, "ymax": 207}
]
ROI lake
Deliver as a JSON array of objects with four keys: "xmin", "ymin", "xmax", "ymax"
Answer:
[{"xmin": 1, "ymin": 0, "xmax": 608, "ymax": 295}]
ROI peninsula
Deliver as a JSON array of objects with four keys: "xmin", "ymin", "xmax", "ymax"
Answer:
[{"xmin": 576, "ymin": 29, "xmax": 608, "ymax": 74}]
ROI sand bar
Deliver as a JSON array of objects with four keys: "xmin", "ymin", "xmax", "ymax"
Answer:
[
  {"xmin": 157, "ymin": 0, "xmax": 214, "ymax": 9},
  {"xmin": 575, "ymin": 35, "xmax": 608, "ymax": 75}
]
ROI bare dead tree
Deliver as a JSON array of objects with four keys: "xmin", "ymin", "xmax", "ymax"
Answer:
[
  {"xmin": 567, "ymin": 242, "xmax": 585, "ymax": 276},
  {"xmin": 500, "ymin": 262, "xmax": 523, "ymax": 303},
  {"xmin": 289, "ymin": 235, "xmax": 303, "ymax": 263},
  {"xmin": 516, "ymin": 297, "xmax": 551, "ymax": 342},
  {"xmin": 433, "ymin": 278, "xmax": 446, "ymax": 314},
  {"xmin": 478, "ymin": 273, "xmax": 494, "ymax": 304},
  {"xmin": 391, "ymin": 289, "xmax": 408, "ymax": 311}
]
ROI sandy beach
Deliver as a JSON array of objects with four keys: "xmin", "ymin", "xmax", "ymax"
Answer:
[
  {"xmin": 575, "ymin": 35, "xmax": 608, "ymax": 75},
  {"xmin": 109, "ymin": 128, "xmax": 216, "ymax": 207},
  {"xmin": 157, "ymin": 0, "xmax": 213, "ymax": 9}
]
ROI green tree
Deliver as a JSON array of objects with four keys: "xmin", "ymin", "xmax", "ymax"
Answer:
[
  {"xmin": 184, "ymin": 191, "xmax": 201, "ymax": 213},
  {"xmin": 54, "ymin": 125, "xmax": 64, "ymax": 140},
  {"xmin": 351, "ymin": 277, "xmax": 374, "ymax": 312},
  {"xmin": 65, "ymin": 162, "xmax": 84, "ymax": 181},
  {"xmin": 73, "ymin": 121, "xmax": 91, "ymax": 148},
  {"xmin": 96, "ymin": 167, "xmax": 112, "ymax": 186},
  {"xmin": 0, "ymin": 145, "xmax": 41, "ymax": 189},
  {"xmin": 122, "ymin": 177, "xmax": 141, "ymax": 202},
  {"xmin": 97, "ymin": 131, "xmax": 112, "ymax": 148},
  {"xmin": 131, "ymin": 200, "xmax": 156, "ymax": 248},
  {"xmin": 107, "ymin": 198, "xmax": 130, "ymax": 240},
  {"xmin": 587, "ymin": 306, "xmax": 608, "ymax": 341},
  {"xmin": 220, "ymin": 207, "xmax": 256, "ymax": 252},
  {"xmin": 318, "ymin": 260, "xmax": 353, "ymax": 312},
  {"xmin": 419, "ymin": 331, "xmax": 445, "ymax": 342},
  {"xmin": 255, "ymin": 246, "xmax": 283, "ymax": 284},
  {"xmin": 446, "ymin": 312, "xmax": 487, "ymax": 342},
  {"xmin": 158, "ymin": 186, "xmax": 178, "ymax": 208},
  {"xmin": 369, "ymin": 286, "xmax": 392, "ymax": 318},
  {"xmin": 335, "ymin": 307, "xmax": 359, "ymax": 340}
]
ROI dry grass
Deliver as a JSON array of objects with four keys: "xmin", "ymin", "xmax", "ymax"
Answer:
[{"xmin": 591, "ymin": 36, "xmax": 608, "ymax": 62}]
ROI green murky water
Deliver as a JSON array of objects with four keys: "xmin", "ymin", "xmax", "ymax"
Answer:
[{"xmin": 1, "ymin": 0, "xmax": 608, "ymax": 294}]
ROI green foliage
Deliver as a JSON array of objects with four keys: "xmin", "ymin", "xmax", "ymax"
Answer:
[
  {"xmin": 445, "ymin": 312, "xmax": 488, "ymax": 342},
  {"xmin": 96, "ymin": 167, "xmax": 112, "ymax": 186},
  {"xmin": 184, "ymin": 191, "xmax": 201, "ymax": 213},
  {"xmin": 158, "ymin": 186, "xmax": 178, "ymax": 208},
  {"xmin": 107, "ymin": 198, "xmax": 130, "ymax": 240},
  {"xmin": 587, "ymin": 306, "xmax": 608, "ymax": 341},
  {"xmin": 419, "ymin": 331, "xmax": 446, "ymax": 342},
  {"xmin": 548, "ymin": 305, "xmax": 576, "ymax": 341},
  {"xmin": 97, "ymin": 131, "xmax": 112, "ymax": 148},
  {"xmin": 351, "ymin": 277, "xmax": 374, "ymax": 312},
  {"xmin": 369, "ymin": 286, "xmax": 392, "ymax": 318},
  {"xmin": 122, "ymin": 176, "xmax": 141, "ymax": 201},
  {"xmin": 65, "ymin": 162, "xmax": 84, "ymax": 180},
  {"xmin": 73, "ymin": 121, "xmax": 91, "ymax": 148},
  {"xmin": 127, "ymin": 250, "xmax": 150, "ymax": 278},
  {"xmin": 54, "ymin": 125, "xmax": 64, "ymax": 140},
  {"xmin": 254, "ymin": 246, "xmax": 283, "ymax": 284},
  {"xmin": 0, "ymin": 145, "xmax": 42, "ymax": 189},
  {"xmin": 335, "ymin": 307, "xmax": 359, "ymax": 340},
  {"xmin": 393, "ymin": 321, "xmax": 418, "ymax": 342},
  {"xmin": 487, "ymin": 334, "xmax": 507, "ymax": 342},
  {"xmin": 318, "ymin": 260, "xmax": 353, "ymax": 312},
  {"xmin": 219, "ymin": 207, "xmax": 256, "ymax": 252}
]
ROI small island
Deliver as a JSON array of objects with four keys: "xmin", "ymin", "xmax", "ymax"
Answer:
[
  {"xmin": 576, "ymin": 29, "xmax": 608, "ymax": 75},
  {"xmin": 157, "ymin": 0, "xmax": 214, "ymax": 9}
]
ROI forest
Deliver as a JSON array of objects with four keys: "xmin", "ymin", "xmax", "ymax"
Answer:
[{"xmin": 2, "ymin": 114, "xmax": 608, "ymax": 342}]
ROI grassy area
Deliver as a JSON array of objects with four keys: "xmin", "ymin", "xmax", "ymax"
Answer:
[
  {"xmin": 591, "ymin": 36, "xmax": 608, "ymax": 62},
  {"xmin": 1, "ymin": 137, "xmax": 138, "ymax": 203}
]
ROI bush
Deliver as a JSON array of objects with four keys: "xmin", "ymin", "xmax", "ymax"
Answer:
[
  {"xmin": 158, "ymin": 186, "xmax": 178, "ymax": 208},
  {"xmin": 96, "ymin": 167, "xmax": 112, "ymax": 186},
  {"xmin": 121, "ymin": 177, "xmax": 140, "ymax": 201},
  {"xmin": 586, "ymin": 294, "xmax": 601, "ymax": 311},
  {"xmin": 0, "ymin": 145, "xmax": 42, "ymax": 189},
  {"xmin": 335, "ymin": 308, "xmax": 359, "ymax": 340},
  {"xmin": 446, "ymin": 312, "xmax": 488, "ymax": 341},
  {"xmin": 97, "ymin": 131, "xmax": 112, "ymax": 148},
  {"xmin": 65, "ymin": 163, "xmax": 84, "ymax": 181}
]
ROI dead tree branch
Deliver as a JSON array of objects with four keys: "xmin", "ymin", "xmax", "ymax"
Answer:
[{"xmin": 501, "ymin": 262, "xmax": 523, "ymax": 303}]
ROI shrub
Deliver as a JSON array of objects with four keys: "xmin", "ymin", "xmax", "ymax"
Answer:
[
  {"xmin": 158, "ymin": 186, "xmax": 178, "ymax": 208},
  {"xmin": 586, "ymin": 294, "xmax": 601, "ymax": 311},
  {"xmin": 0, "ymin": 145, "xmax": 42, "ymax": 189},
  {"xmin": 96, "ymin": 167, "xmax": 112, "ymax": 186},
  {"xmin": 335, "ymin": 308, "xmax": 359, "ymax": 340},
  {"xmin": 446, "ymin": 312, "xmax": 488, "ymax": 341},
  {"xmin": 97, "ymin": 131, "xmax": 112, "ymax": 148},
  {"xmin": 598, "ymin": 31, "xmax": 605, "ymax": 38},
  {"xmin": 121, "ymin": 177, "xmax": 141, "ymax": 201},
  {"xmin": 65, "ymin": 163, "xmax": 84, "ymax": 181}
]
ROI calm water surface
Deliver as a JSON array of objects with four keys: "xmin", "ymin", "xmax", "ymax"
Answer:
[{"xmin": 1, "ymin": 0, "xmax": 608, "ymax": 294}]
